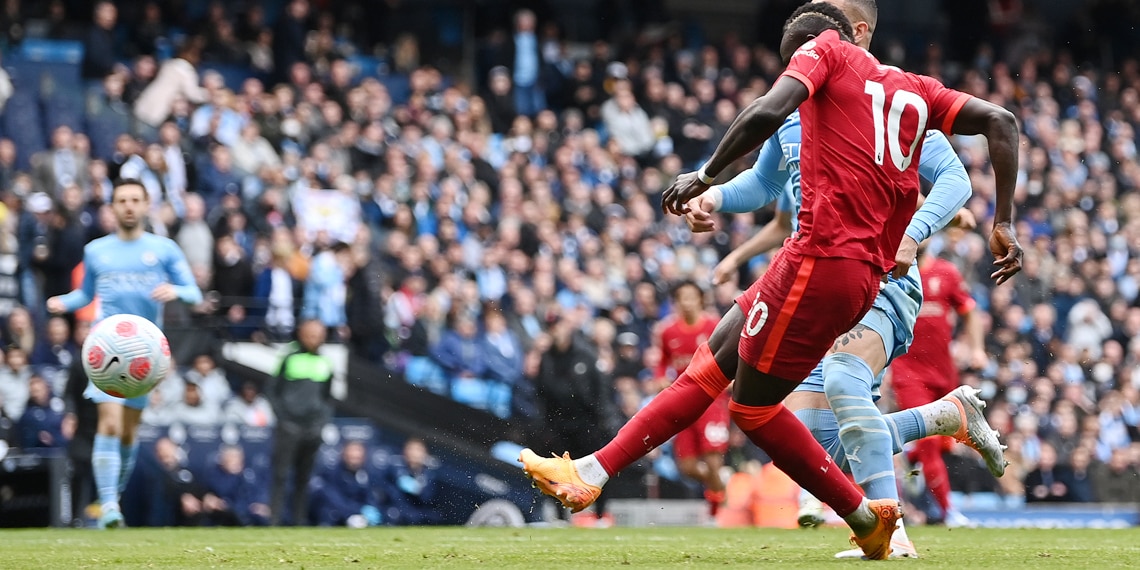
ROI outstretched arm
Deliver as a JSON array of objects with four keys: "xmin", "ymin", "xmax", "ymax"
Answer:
[
  {"xmin": 949, "ymin": 98, "xmax": 1022, "ymax": 284},
  {"xmin": 661, "ymin": 77, "xmax": 808, "ymax": 215}
]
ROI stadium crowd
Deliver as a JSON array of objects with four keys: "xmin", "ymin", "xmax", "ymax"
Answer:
[{"xmin": 0, "ymin": 0, "xmax": 1137, "ymax": 526}]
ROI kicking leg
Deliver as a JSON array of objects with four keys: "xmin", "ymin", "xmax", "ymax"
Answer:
[{"xmin": 520, "ymin": 305, "xmax": 743, "ymax": 512}]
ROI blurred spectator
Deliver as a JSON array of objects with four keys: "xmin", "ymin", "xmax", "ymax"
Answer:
[
  {"xmin": 534, "ymin": 315, "xmax": 616, "ymax": 487},
  {"xmin": 1024, "ymin": 442, "xmax": 1072, "ymax": 502},
  {"xmin": 196, "ymin": 146, "xmax": 242, "ymax": 211},
  {"xmin": 81, "ymin": 1, "xmax": 118, "ymax": 80},
  {"xmin": 134, "ymin": 41, "xmax": 207, "ymax": 131},
  {"xmin": 1091, "ymin": 448, "xmax": 1140, "ymax": 503},
  {"xmin": 601, "ymin": 85, "xmax": 655, "ymax": 160},
  {"xmin": 384, "ymin": 437, "xmax": 441, "ymax": 525},
  {"xmin": 268, "ymin": 319, "xmax": 334, "ymax": 526},
  {"xmin": 166, "ymin": 379, "xmax": 223, "ymax": 427},
  {"xmin": 0, "ymin": 346, "xmax": 32, "ymax": 420},
  {"xmin": 183, "ymin": 353, "xmax": 232, "ymax": 409},
  {"xmin": 253, "ymin": 238, "xmax": 302, "ymax": 342},
  {"xmin": 431, "ymin": 312, "xmax": 487, "ymax": 396},
  {"xmin": 224, "ymin": 380, "xmax": 276, "ymax": 427},
  {"xmin": 300, "ymin": 241, "xmax": 350, "ymax": 339},
  {"xmin": 204, "ymin": 445, "xmax": 271, "ymax": 526},
  {"xmin": 30, "ymin": 315, "xmax": 75, "ymax": 394},
  {"xmin": 510, "ymin": 10, "xmax": 545, "ymax": 118},
  {"xmin": 232, "ymin": 124, "xmax": 280, "ymax": 179},
  {"xmin": 153, "ymin": 437, "xmax": 232, "ymax": 526},
  {"xmin": 32, "ymin": 126, "xmax": 89, "ymax": 196},
  {"xmin": 273, "ymin": 0, "xmax": 310, "ymax": 85},
  {"xmin": 481, "ymin": 310, "xmax": 524, "ymax": 387},
  {"xmin": 15, "ymin": 375, "xmax": 67, "ymax": 449},
  {"xmin": 308, "ymin": 440, "xmax": 384, "ymax": 527},
  {"xmin": 36, "ymin": 202, "xmax": 86, "ymax": 299},
  {"xmin": 176, "ymin": 193, "xmax": 215, "ymax": 272}
]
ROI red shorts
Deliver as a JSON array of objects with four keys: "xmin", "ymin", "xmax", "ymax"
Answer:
[
  {"xmin": 890, "ymin": 353, "xmax": 959, "ymax": 410},
  {"xmin": 674, "ymin": 391, "xmax": 731, "ymax": 459},
  {"xmin": 735, "ymin": 249, "xmax": 880, "ymax": 381}
]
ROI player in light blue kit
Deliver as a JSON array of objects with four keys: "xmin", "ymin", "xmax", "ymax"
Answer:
[
  {"xmin": 686, "ymin": 109, "xmax": 1003, "ymax": 556},
  {"xmin": 47, "ymin": 179, "xmax": 203, "ymax": 529}
]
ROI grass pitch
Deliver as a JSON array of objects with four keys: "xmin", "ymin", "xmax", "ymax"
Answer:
[{"xmin": 2, "ymin": 526, "xmax": 1137, "ymax": 569}]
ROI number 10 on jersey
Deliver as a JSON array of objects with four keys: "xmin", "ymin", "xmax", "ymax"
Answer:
[{"xmin": 864, "ymin": 80, "xmax": 929, "ymax": 172}]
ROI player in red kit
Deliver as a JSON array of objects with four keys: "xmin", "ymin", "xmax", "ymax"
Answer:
[
  {"xmin": 891, "ymin": 243, "xmax": 987, "ymax": 526},
  {"xmin": 655, "ymin": 281, "xmax": 727, "ymax": 516},
  {"xmin": 522, "ymin": 4, "xmax": 1022, "ymax": 559}
]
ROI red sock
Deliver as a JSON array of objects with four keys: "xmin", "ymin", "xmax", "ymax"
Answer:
[
  {"xmin": 914, "ymin": 438, "xmax": 952, "ymax": 513},
  {"xmin": 704, "ymin": 489, "xmax": 724, "ymax": 517},
  {"xmin": 595, "ymin": 345, "xmax": 727, "ymax": 476},
  {"xmin": 731, "ymin": 402, "xmax": 865, "ymax": 517}
]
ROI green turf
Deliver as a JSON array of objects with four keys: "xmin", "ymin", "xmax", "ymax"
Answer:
[{"xmin": 1, "ymin": 526, "xmax": 1137, "ymax": 569}]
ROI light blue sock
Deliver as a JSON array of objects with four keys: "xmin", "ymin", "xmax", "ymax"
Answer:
[
  {"xmin": 823, "ymin": 353, "xmax": 898, "ymax": 502},
  {"xmin": 793, "ymin": 407, "xmax": 849, "ymax": 472},
  {"xmin": 118, "ymin": 441, "xmax": 139, "ymax": 495},
  {"xmin": 884, "ymin": 408, "xmax": 927, "ymax": 453},
  {"xmin": 92, "ymin": 434, "xmax": 122, "ymax": 508}
]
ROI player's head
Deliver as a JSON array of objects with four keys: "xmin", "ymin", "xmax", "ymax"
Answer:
[
  {"xmin": 814, "ymin": 0, "xmax": 876, "ymax": 49},
  {"xmin": 109, "ymin": 178, "xmax": 148, "ymax": 231},
  {"xmin": 780, "ymin": 2, "xmax": 855, "ymax": 62},
  {"xmin": 671, "ymin": 280, "xmax": 705, "ymax": 321}
]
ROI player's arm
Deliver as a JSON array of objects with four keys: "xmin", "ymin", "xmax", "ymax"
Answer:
[
  {"xmin": 941, "ymin": 96, "xmax": 1023, "ymax": 284},
  {"xmin": 662, "ymin": 77, "xmax": 807, "ymax": 214},
  {"xmin": 155, "ymin": 242, "xmax": 205, "ymax": 304},
  {"xmin": 685, "ymin": 139, "xmax": 789, "ymax": 232},
  {"xmin": 712, "ymin": 196, "xmax": 794, "ymax": 285},
  {"xmin": 48, "ymin": 246, "xmax": 96, "ymax": 314},
  {"xmin": 892, "ymin": 132, "xmax": 973, "ymax": 277}
]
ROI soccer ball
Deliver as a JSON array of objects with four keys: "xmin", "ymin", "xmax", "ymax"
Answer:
[{"xmin": 82, "ymin": 314, "xmax": 172, "ymax": 399}]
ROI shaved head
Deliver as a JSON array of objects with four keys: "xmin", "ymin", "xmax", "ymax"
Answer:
[{"xmin": 815, "ymin": 0, "xmax": 878, "ymax": 48}]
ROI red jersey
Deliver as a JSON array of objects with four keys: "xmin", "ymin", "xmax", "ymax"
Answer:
[
  {"xmin": 896, "ymin": 257, "xmax": 975, "ymax": 379},
  {"xmin": 656, "ymin": 313, "xmax": 719, "ymax": 381},
  {"xmin": 780, "ymin": 30, "xmax": 972, "ymax": 274}
]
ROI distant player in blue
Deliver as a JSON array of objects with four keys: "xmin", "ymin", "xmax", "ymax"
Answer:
[
  {"xmin": 47, "ymin": 178, "xmax": 203, "ymax": 529},
  {"xmin": 686, "ymin": 110, "xmax": 1002, "ymax": 556}
]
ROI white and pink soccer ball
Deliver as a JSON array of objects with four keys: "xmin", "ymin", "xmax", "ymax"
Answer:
[{"xmin": 82, "ymin": 314, "xmax": 172, "ymax": 399}]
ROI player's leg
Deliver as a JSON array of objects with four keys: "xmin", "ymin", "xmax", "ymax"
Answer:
[
  {"xmin": 728, "ymin": 253, "xmax": 898, "ymax": 559},
  {"xmin": 92, "ymin": 400, "xmax": 125, "ymax": 528},
  {"xmin": 291, "ymin": 431, "xmax": 322, "ymax": 526},
  {"xmin": 520, "ymin": 305, "xmax": 742, "ymax": 512},
  {"xmin": 269, "ymin": 423, "xmax": 299, "ymax": 525},
  {"xmin": 118, "ymin": 396, "xmax": 147, "ymax": 495}
]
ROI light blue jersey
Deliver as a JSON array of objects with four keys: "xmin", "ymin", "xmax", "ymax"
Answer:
[
  {"xmin": 58, "ymin": 232, "xmax": 203, "ymax": 408},
  {"xmin": 714, "ymin": 111, "xmax": 973, "ymax": 394}
]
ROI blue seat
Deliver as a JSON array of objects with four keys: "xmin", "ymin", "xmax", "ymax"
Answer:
[
  {"xmin": 2, "ymin": 93, "xmax": 46, "ymax": 168},
  {"xmin": 85, "ymin": 109, "xmax": 131, "ymax": 161},
  {"xmin": 199, "ymin": 63, "xmax": 255, "ymax": 90},
  {"xmin": 13, "ymin": 39, "xmax": 84, "ymax": 64},
  {"xmin": 42, "ymin": 92, "xmax": 86, "ymax": 133},
  {"xmin": 5, "ymin": 61, "xmax": 82, "ymax": 99}
]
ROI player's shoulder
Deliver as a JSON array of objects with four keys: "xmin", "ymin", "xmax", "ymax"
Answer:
[
  {"xmin": 85, "ymin": 234, "xmax": 117, "ymax": 252},
  {"xmin": 931, "ymin": 257, "xmax": 963, "ymax": 276}
]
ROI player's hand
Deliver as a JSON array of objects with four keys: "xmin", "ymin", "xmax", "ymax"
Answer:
[
  {"xmin": 46, "ymin": 297, "xmax": 66, "ymax": 314},
  {"xmin": 892, "ymin": 236, "xmax": 920, "ymax": 279},
  {"xmin": 661, "ymin": 171, "xmax": 709, "ymax": 216},
  {"xmin": 988, "ymin": 222, "xmax": 1023, "ymax": 285},
  {"xmin": 950, "ymin": 208, "xmax": 977, "ymax": 230},
  {"xmin": 712, "ymin": 254, "xmax": 739, "ymax": 285},
  {"xmin": 683, "ymin": 194, "xmax": 718, "ymax": 233},
  {"xmin": 151, "ymin": 283, "xmax": 178, "ymax": 303}
]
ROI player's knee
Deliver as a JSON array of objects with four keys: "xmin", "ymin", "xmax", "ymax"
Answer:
[{"xmin": 821, "ymin": 352, "xmax": 875, "ymax": 404}]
